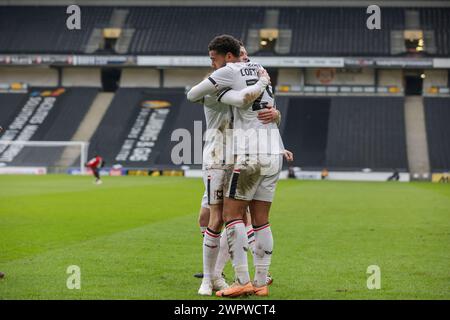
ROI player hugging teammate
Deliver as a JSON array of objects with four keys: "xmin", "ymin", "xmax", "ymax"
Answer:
[{"xmin": 187, "ymin": 35, "xmax": 293, "ymax": 298}]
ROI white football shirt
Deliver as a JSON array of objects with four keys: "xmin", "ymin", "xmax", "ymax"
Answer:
[
  {"xmin": 208, "ymin": 61, "xmax": 285, "ymax": 155},
  {"xmin": 201, "ymin": 95, "xmax": 232, "ymax": 169}
]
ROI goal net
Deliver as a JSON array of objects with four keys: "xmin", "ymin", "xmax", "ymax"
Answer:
[{"xmin": 0, "ymin": 140, "xmax": 89, "ymax": 174}]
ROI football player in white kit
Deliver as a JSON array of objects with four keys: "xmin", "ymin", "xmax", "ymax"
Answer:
[
  {"xmin": 188, "ymin": 35, "xmax": 291, "ymax": 297},
  {"xmin": 193, "ymin": 44, "xmax": 283, "ymax": 296},
  {"xmin": 190, "ymin": 41, "xmax": 275, "ymax": 296}
]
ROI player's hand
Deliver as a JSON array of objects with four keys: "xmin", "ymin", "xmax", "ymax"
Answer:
[
  {"xmin": 257, "ymin": 68, "xmax": 271, "ymax": 85},
  {"xmin": 283, "ymin": 149, "xmax": 294, "ymax": 162},
  {"xmin": 257, "ymin": 106, "xmax": 279, "ymax": 124}
]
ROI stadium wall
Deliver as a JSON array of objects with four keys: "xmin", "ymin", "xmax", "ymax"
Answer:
[
  {"xmin": 278, "ymin": 69, "xmax": 302, "ymax": 88},
  {"xmin": 0, "ymin": 67, "xmax": 58, "ymax": 87},
  {"xmin": 163, "ymin": 68, "xmax": 208, "ymax": 88},
  {"xmin": 120, "ymin": 68, "xmax": 160, "ymax": 88},
  {"xmin": 378, "ymin": 69, "xmax": 403, "ymax": 87},
  {"xmin": 304, "ymin": 68, "xmax": 375, "ymax": 86},
  {"xmin": 423, "ymin": 69, "xmax": 448, "ymax": 91},
  {"xmin": 62, "ymin": 67, "xmax": 101, "ymax": 87}
]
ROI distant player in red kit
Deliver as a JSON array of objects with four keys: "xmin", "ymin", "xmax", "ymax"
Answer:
[{"xmin": 85, "ymin": 155, "xmax": 105, "ymax": 185}]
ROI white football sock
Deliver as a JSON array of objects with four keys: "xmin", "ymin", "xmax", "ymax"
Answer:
[
  {"xmin": 200, "ymin": 226, "xmax": 207, "ymax": 237},
  {"xmin": 203, "ymin": 228, "xmax": 221, "ymax": 280},
  {"xmin": 214, "ymin": 229, "xmax": 230, "ymax": 279},
  {"xmin": 253, "ymin": 223, "xmax": 273, "ymax": 287},
  {"xmin": 246, "ymin": 224, "xmax": 256, "ymax": 259},
  {"xmin": 226, "ymin": 219, "xmax": 250, "ymax": 285}
]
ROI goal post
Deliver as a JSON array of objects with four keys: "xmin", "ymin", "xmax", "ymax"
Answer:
[{"xmin": 0, "ymin": 140, "xmax": 90, "ymax": 174}]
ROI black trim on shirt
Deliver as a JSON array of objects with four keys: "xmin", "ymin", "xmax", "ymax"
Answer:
[
  {"xmin": 208, "ymin": 77, "xmax": 217, "ymax": 86},
  {"xmin": 217, "ymin": 88, "xmax": 232, "ymax": 102}
]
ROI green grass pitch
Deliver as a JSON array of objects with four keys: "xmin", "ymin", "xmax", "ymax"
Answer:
[{"xmin": 0, "ymin": 175, "xmax": 449, "ymax": 300}]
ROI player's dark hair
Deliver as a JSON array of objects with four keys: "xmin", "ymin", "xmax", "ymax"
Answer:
[{"xmin": 208, "ymin": 35, "xmax": 241, "ymax": 57}]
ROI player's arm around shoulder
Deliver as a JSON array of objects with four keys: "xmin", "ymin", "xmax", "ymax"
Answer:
[
  {"xmin": 186, "ymin": 78, "xmax": 216, "ymax": 103},
  {"xmin": 186, "ymin": 65, "xmax": 234, "ymax": 103}
]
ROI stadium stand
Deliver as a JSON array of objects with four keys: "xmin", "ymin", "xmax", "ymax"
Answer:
[
  {"xmin": 1, "ymin": 6, "xmax": 449, "ymax": 56},
  {"xmin": 0, "ymin": 6, "xmax": 112, "ymax": 53},
  {"xmin": 27, "ymin": 88, "xmax": 98, "ymax": 141},
  {"xmin": 282, "ymin": 97, "xmax": 331, "ymax": 168},
  {"xmin": 0, "ymin": 93, "xmax": 28, "ymax": 127},
  {"xmin": 278, "ymin": 7, "xmax": 405, "ymax": 56},
  {"xmin": 261, "ymin": 96, "xmax": 409, "ymax": 171},
  {"xmin": 86, "ymin": 87, "xmax": 298, "ymax": 170},
  {"xmin": 272, "ymin": 96, "xmax": 290, "ymax": 138},
  {"xmin": 0, "ymin": 87, "xmax": 98, "ymax": 167},
  {"xmin": 0, "ymin": 4, "xmax": 448, "ymax": 175},
  {"xmin": 0, "ymin": 89, "xmax": 418, "ymax": 172},
  {"xmin": 154, "ymin": 98, "xmax": 205, "ymax": 167},
  {"xmin": 326, "ymin": 97, "xmax": 408, "ymax": 171},
  {"xmin": 420, "ymin": 8, "xmax": 450, "ymax": 56},
  {"xmin": 88, "ymin": 88, "xmax": 189, "ymax": 168},
  {"xmin": 126, "ymin": 6, "xmax": 264, "ymax": 55},
  {"xmin": 424, "ymin": 97, "xmax": 450, "ymax": 171}
]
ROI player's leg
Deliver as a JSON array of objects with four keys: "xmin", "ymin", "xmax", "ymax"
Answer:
[
  {"xmin": 249, "ymin": 199, "xmax": 272, "ymax": 296},
  {"xmin": 203, "ymin": 203, "xmax": 223, "ymax": 279},
  {"xmin": 214, "ymin": 207, "xmax": 253, "ymax": 281},
  {"xmin": 212, "ymin": 166, "xmax": 235, "ymax": 281},
  {"xmin": 249, "ymin": 160, "xmax": 281, "ymax": 296},
  {"xmin": 199, "ymin": 203, "xmax": 223, "ymax": 295},
  {"xmin": 244, "ymin": 208, "xmax": 256, "ymax": 258},
  {"xmin": 216, "ymin": 197, "xmax": 254, "ymax": 297},
  {"xmin": 213, "ymin": 227, "xmax": 229, "ymax": 280},
  {"xmin": 209, "ymin": 202, "xmax": 231, "ymax": 291},
  {"xmin": 210, "ymin": 187, "xmax": 230, "ymax": 284},
  {"xmin": 199, "ymin": 169, "xmax": 228, "ymax": 295},
  {"xmin": 244, "ymin": 208, "xmax": 273, "ymax": 286},
  {"xmin": 199, "ymin": 192, "xmax": 210, "ymax": 237},
  {"xmin": 194, "ymin": 201, "xmax": 210, "ymax": 278},
  {"xmin": 93, "ymin": 168, "xmax": 101, "ymax": 184},
  {"xmin": 216, "ymin": 165, "xmax": 260, "ymax": 297}
]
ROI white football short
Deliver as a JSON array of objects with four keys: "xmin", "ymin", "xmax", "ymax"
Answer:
[
  {"xmin": 225, "ymin": 154, "xmax": 282, "ymax": 203},
  {"xmin": 200, "ymin": 167, "xmax": 230, "ymax": 208}
]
